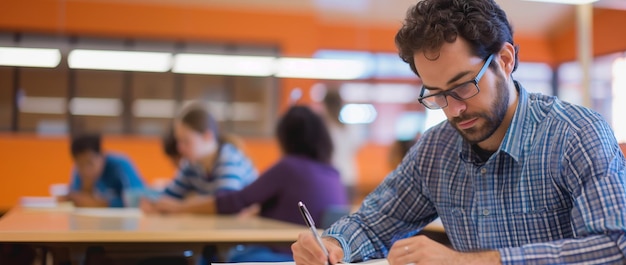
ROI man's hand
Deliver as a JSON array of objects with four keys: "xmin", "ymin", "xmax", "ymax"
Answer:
[
  {"xmin": 387, "ymin": 235, "xmax": 501, "ymax": 265},
  {"xmin": 292, "ymin": 232, "xmax": 344, "ymax": 265}
]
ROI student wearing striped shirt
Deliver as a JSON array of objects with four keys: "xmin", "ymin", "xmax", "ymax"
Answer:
[
  {"xmin": 292, "ymin": 0, "xmax": 626, "ymax": 264},
  {"xmin": 141, "ymin": 103, "xmax": 257, "ymax": 212}
]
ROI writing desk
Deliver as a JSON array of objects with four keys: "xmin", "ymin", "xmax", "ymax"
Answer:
[
  {"xmin": 0, "ymin": 206, "xmax": 309, "ymax": 264},
  {"xmin": 0, "ymin": 206, "xmax": 309, "ymax": 243}
]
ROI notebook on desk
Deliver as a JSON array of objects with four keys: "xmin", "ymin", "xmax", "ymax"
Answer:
[
  {"xmin": 72, "ymin": 207, "xmax": 143, "ymax": 218},
  {"xmin": 20, "ymin": 196, "xmax": 59, "ymax": 208}
]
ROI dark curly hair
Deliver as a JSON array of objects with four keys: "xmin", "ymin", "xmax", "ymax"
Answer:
[
  {"xmin": 395, "ymin": 0, "xmax": 518, "ymax": 76},
  {"xmin": 276, "ymin": 106, "xmax": 333, "ymax": 164}
]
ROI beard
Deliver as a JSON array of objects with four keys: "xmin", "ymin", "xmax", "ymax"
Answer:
[{"xmin": 450, "ymin": 74, "xmax": 509, "ymax": 145}]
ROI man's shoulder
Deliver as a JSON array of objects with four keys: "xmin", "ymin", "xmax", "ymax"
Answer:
[{"xmin": 529, "ymin": 93, "xmax": 606, "ymax": 128}]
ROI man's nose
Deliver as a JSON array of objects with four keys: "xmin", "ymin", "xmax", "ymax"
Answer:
[{"xmin": 445, "ymin": 95, "xmax": 466, "ymax": 117}]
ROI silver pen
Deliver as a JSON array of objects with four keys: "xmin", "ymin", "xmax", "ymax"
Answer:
[{"xmin": 298, "ymin": 201, "xmax": 332, "ymax": 265}]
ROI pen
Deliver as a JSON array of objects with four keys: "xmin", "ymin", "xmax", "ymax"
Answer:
[{"xmin": 298, "ymin": 201, "xmax": 332, "ymax": 265}]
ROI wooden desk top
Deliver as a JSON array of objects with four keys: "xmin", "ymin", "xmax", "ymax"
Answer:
[{"xmin": 0, "ymin": 207, "xmax": 309, "ymax": 243}]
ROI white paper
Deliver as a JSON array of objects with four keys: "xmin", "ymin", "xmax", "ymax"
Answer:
[
  {"xmin": 72, "ymin": 207, "xmax": 143, "ymax": 218},
  {"xmin": 20, "ymin": 196, "xmax": 58, "ymax": 208},
  {"xmin": 212, "ymin": 258, "xmax": 388, "ymax": 265}
]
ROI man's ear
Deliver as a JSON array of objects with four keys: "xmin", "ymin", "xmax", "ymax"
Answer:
[{"xmin": 498, "ymin": 42, "xmax": 516, "ymax": 76}]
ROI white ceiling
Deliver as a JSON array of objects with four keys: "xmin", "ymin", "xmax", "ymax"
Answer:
[{"xmin": 92, "ymin": 0, "xmax": 626, "ymax": 38}]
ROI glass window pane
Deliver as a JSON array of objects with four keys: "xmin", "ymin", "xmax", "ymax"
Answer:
[
  {"xmin": 231, "ymin": 76, "xmax": 277, "ymax": 136},
  {"xmin": 72, "ymin": 70, "xmax": 124, "ymax": 134},
  {"xmin": 131, "ymin": 72, "xmax": 176, "ymax": 135},
  {"xmin": 17, "ymin": 67, "xmax": 68, "ymax": 134},
  {"xmin": 182, "ymin": 74, "xmax": 228, "ymax": 123}
]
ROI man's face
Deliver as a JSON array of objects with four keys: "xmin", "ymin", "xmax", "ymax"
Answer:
[
  {"xmin": 413, "ymin": 39, "xmax": 512, "ymax": 146},
  {"xmin": 449, "ymin": 71, "xmax": 509, "ymax": 144},
  {"xmin": 74, "ymin": 151, "xmax": 105, "ymax": 183}
]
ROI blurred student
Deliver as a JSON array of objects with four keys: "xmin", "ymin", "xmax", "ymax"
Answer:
[
  {"xmin": 63, "ymin": 133, "xmax": 145, "ymax": 207},
  {"xmin": 143, "ymin": 103, "xmax": 258, "ymax": 211},
  {"xmin": 322, "ymin": 88, "xmax": 364, "ymax": 203},
  {"xmin": 143, "ymin": 105, "xmax": 348, "ymax": 261}
]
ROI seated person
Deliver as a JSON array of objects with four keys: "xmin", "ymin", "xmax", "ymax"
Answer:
[
  {"xmin": 142, "ymin": 105, "xmax": 349, "ymax": 261},
  {"xmin": 63, "ymin": 133, "xmax": 145, "ymax": 207},
  {"xmin": 144, "ymin": 103, "xmax": 258, "ymax": 207}
]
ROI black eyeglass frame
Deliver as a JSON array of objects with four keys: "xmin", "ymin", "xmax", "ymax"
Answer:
[{"xmin": 417, "ymin": 54, "xmax": 496, "ymax": 110}]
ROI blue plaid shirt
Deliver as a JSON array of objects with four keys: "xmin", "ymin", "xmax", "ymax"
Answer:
[{"xmin": 324, "ymin": 84, "xmax": 626, "ymax": 264}]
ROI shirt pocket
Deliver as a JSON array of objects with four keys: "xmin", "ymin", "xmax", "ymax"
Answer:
[{"xmin": 479, "ymin": 206, "xmax": 573, "ymax": 249}]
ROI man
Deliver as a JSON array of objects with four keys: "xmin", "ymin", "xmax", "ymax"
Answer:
[
  {"xmin": 63, "ymin": 133, "xmax": 145, "ymax": 207},
  {"xmin": 291, "ymin": 0, "xmax": 626, "ymax": 264}
]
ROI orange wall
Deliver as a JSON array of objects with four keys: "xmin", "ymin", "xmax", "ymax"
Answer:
[
  {"xmin": 0, "ymin": 134, "xmax": 279, "ymax": 210},
  {"xmin": 0, "ymin": 0, "xmax": 586, "ymax": 111},
  {"xmin": 551, "ymin": 8, "xmax": 626, "ymax": 63},
  {"xmin": 2, "ymin": 1, "xmax": 626, "ymax": 65},
  {"xmin": 5, "ymin": 0, "xmax": 625, "ymax": 106},
  {"xmin": 0, "ymin": 134, "xmax": 389, "ymax": 210}
]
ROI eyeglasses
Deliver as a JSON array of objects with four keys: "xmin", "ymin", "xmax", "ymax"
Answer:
[{"xmin": 417, "ymin": 54, "xmax": 495, "ymax": 110}]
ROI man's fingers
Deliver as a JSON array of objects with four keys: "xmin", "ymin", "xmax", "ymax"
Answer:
[
  {"xmin": 293, "ymin": 232, "xmax": 332, "ymax": 265},
  {"xmin": 328, "ymin": 248, "xmax": 343, "ymax": 264}
]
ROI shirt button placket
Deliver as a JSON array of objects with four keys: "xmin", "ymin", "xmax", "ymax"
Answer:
[
  {"xmin": 479, "ymin": 167, "xmax": 489, "ymax": 216},
  {"xmin": 482, "ymin": 208, "xmax": 490, "ymax": 216}
]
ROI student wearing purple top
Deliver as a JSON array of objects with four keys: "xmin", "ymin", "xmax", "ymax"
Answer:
[{"xmin": 146, "ymin": 105, "xmax": 349, "ymax": 261}]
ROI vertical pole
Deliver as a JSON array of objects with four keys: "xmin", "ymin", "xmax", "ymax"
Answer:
[{"xmin": 576, "ymin": 3, "xmax": 593, "ymax": 108}]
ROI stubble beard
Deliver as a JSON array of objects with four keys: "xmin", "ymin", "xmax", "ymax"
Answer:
[{"xmin": 451, "ymin": 75, "xmax": 509, "ymax": 145}]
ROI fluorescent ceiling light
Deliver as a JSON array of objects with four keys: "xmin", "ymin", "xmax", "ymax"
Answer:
[
  {"xmin": 173, "ymin": 54, "xmax": 275, "ymax": 76},
  {"xmin": 276, "ymin": 58, "xmax": 367, "ymax": 80},
  {"xmin": 0, "ymin": 47, "xmax": 61, "ymax": 68},
  {"xmin": 69, "ymin": 97, "xmax": 122, "ymax": 116},
  {"xmin": 521, "ymin": 0, "xmax": 598, "ymax": 4},
  {"xmin": 68, "ymin": 49, "xmax": 172, "ymax": 72}
]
